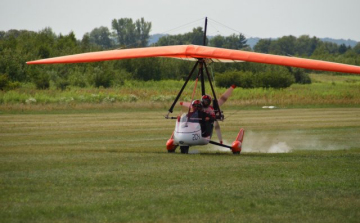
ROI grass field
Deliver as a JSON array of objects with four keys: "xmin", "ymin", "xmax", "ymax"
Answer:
[{"xmin": 1, "ymin": 107, "xmax": 360, "ymax": 222}]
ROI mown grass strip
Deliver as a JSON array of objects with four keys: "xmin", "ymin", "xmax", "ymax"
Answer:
[{"xmin": 1, "ymin": 108, "xmax": 360, "ymax": 222}]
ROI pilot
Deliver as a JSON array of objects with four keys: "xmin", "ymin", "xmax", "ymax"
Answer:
[{"xmin": 201, "ymin": 94, "xmax": 215, "ymax": 121}]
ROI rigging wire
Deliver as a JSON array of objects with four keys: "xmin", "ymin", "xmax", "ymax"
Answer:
[
  {"xmin": 207, "ymin": 17, "xmax": 252, "ymax": 38},
  {"xmin": 206, "ymin": 22, "xmax": 222, "ymax": 37},
  {"xmin": 159, "ymin": 17, "xmax": 205, "ymax": 35},
  {"xmin": 223, "ymin": 108, "xmax": 241, "ymax": 121}
]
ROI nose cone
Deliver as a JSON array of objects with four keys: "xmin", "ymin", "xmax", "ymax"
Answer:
[{"xmin": 174, "ymin": 122, "xmax": 209, "ymax": 146}]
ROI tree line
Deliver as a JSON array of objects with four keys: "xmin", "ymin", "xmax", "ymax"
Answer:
[{"xmin": 1, "ymin": 17, "xmax": 360, "ymax": 90}]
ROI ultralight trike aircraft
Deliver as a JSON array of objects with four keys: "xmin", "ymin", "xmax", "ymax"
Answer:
[{"xmin": 27, "ymin": 18, "xmax": 360, "ymax": 154}]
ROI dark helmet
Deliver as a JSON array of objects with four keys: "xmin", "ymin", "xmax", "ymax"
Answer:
[
  {"xmin": 192, "ymin": 99, "xmax": 202, "ymax": 110},
  {"xmin": 201, "ymin": 95, "xmax": 212, "ymax": 108}
]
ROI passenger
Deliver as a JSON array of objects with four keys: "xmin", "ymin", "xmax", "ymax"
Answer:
[
  {"xmin": 191, "ymin": 99, "xmax": 202, "ymax": 112},
  {"xmin": 188, "ymin": 99, "xmax": 212, "ymax": 137},
  {"xmin": 187, "ymin": 99, "xmax": 203, "ymax": 122}
]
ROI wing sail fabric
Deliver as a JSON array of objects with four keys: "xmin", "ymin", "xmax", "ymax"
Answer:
[{"xmin": 27, "ymin": 45, "xmax": 360, "ymax": 74}]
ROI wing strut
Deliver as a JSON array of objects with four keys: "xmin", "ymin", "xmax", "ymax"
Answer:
[
  {"xmin": 200, "ymin": 61, "xmax": 206, "ymax": 95},
  {"xmin": 204, "ymin": 62, "xmax": 222, "ymax": 119},
  {"xmin": 166, "ymin": 61, "xmax": 199, "ymax": 117}
]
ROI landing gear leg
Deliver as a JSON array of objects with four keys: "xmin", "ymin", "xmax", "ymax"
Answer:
[{"xmin": 180, "ymin": 146, "xmax": 189, "ymax": 154}]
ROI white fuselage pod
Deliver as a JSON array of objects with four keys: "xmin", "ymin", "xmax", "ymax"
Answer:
[{"xmin": 173, "ymin": 114, "xmax": 210, "ymax": 146}]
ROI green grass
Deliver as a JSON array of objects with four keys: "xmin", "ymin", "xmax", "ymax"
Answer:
[
  {"xmin": 1, "ymin": 73, "xmax": 360, "ymax": 113},
  {"xmin": 1, "ymin": 108, "xmax": 360, "ymax": 222}
]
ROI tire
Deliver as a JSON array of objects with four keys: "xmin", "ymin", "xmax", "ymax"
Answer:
[
  {"xmin": 233, "ymin": 151, "xmax": 240, "ymax": 155},
  {"xmin": 180, "ymin": 146, "xmax": 189, "ymax": 154}
]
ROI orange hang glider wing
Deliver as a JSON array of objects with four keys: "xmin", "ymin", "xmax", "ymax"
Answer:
[{"xmin": 27, "ymin": 45, "xmax": 360, "ymax": 74}]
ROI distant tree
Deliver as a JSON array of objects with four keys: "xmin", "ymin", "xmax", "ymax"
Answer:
[
  {"xmin": 3, "ymin": 29, "xmax": 22, "ymax": 38},
  {"xmin": 312, "ymin": 41, "xmax": 339, "ymax": 57},
  {"xmin": 88, "ymin": 66, "xmax": 113, "ymax": 88},
  {"xmin": 55, "ymin": 32, "xmax": 78, "ymax": 54},
  {"xmin": 156, "ymin": 35, "xmax": 183, "ymax": 46},
  {"xmin": 89, "ymin": 26, "xmax": 113, "ymax": 49},
  {"xmin": 353, "ymin": 43, "xmax": 360, "ymax": 54},
  {"xmin": 209, "ymin": 33, "xmax": 248, "ymax": 50},
  {"xmin": 323, "ymin": 42, "xmax": 339, "ymax": 54},
  {"xmin": 287, "ymin": 67, "xmax": 311, "ymax": 84},
  {"xmin": 338, "ymin": 43, "xmax": 348, "ymax": 54},
  {"xmin": 157, "ymin": 27, "xmax": 205, "ymax": 46},
  {"xmin": 111, "ymin": 17, "xmax": 151, "ymax": 47},
  {"xmin": 185, "ymin": 27, "xmax": 204, "ymax": 45},
  {"xmin": 215, "ymin": 67, "xmax": 294, "ymax": 89},
  {"xmin": 38, "ymin": 45, "xmax": 51, "ymax": 58},
  {"xmin": 269, "ymin": 35, "xmax": 296, "ymax": 56},
  {"xmin": 255, "ymin": 36, "xmax": 320, "ymax": 56},
  {"xmin": 223, "ymin": 33, "xmax": 248, "ymax": 50},
  {"xmin": 34, "ymin": 73, "xmax": 50, "ymax": 89},
  {"xmin": 209, "ymin": 35, "xmax": 225, "ymax": 47},
  {"xmin": 135, "ymin": 18, "xmax": 152, "ymax": 47},
  {"xmin": 0, "ymin": 31, "xmax": 5, "ymax": 39},
  {"xmin": 112, "ymin": 18, "xmax": 136, "ymax": 47},
  {"xmin": 81, "ymin": 33, "xmax": 91, "ymax": 51},
  {"xmin": 295, "ymin": 35, "xmax": 319, "ymax": 56},
  {"xmin": 254, "ymin": 39, "xmax": 272, "ymax": 53},
  {"xmin": 0, "ymin": 74, "xmax": 10, "ymax": 90}
]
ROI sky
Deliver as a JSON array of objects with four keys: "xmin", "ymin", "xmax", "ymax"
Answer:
[{"xmin": 1, "ymin": 0, "xmax": 360, "ymax": 41}]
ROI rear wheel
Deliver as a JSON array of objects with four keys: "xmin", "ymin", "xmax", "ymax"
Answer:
[
  {"xmin": 180, "ymin": 146, "xmax": 189, "ymax": 154},
  {"xmin": 233, "ymin": 151, "xmax": 240, "ymax": 155}
]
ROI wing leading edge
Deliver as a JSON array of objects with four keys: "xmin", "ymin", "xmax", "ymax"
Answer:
[{"xmin": 27, "ymin": 45, "xmax": 360, "ymax": 74}]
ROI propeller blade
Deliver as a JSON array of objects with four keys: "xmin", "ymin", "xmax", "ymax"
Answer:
[
  {"xmin": 218, "ymin": 85, "xmax": 236, "ymax": 106},
  {"xmin": 214, "ymin": 121, "xmax": 223, "ymax": 144},
  {"xmin": 180, "ymin": 101, "xmax": 191, "ymax": 108}
]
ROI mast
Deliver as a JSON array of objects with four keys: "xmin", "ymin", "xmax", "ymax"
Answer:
[
  {"xmin": 200, "ymin": 17, "xmax": 208, "ymax": 96},
  {"xmin": 203, "ymin": 17, "xmax": 208, "ymax": 46}
]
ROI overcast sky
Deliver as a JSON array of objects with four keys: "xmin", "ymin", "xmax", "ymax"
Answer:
[{"xmin": 1, "ymin": 0, "xmax": 360, "ymax": 41}]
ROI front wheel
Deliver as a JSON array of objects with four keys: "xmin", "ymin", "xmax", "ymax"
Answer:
[{"xmin": 180, "ymin": 146, "xmax": 189, "ymax": 154}]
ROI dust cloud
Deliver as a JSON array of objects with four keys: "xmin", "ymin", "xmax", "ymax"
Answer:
[
  {"xmin": 206, "ymin": 132, "xmax": 293, "ymax": 154},
  {"xmin": 206, "ymin": 130, "xmax": 350, "ymax": 154},
  {"xmin": 241, "ymin": 131, "xmax": 293, "ymax": 153}
]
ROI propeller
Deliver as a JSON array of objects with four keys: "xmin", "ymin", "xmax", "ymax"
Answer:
[
  {"xmin": 214, "ymin": 121, "xmax": 223, "ymax": 144},
  {"xmin": 213, "ymin": 85, "xmax": 236, "ymax": 143},
  {"xmin": 218, "ymin": 85, "xmax": 236, "ymax": 106}
]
